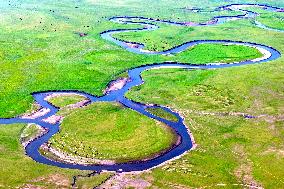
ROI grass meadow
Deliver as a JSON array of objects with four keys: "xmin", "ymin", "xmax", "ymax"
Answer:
[{"xmin": 0, "ymin": 0, "xmax": 283, "ymax": 188}]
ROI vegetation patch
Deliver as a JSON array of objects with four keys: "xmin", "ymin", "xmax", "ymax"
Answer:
[
  {"xmin": 49, "ymin": 102, "xmax": 177, "ymax": 163},
  {"xmin": 74, "ymin": 172, "xmax": 115, "ymax": 189},
  {"xmin": 173, "ymin": 44, "xmax": 263, "ymax": 64},
  {"xmin": 146, "ymin": 107, "xmax": 179, "ymax": 122},
  {"xmin": 0, "ymin": 123, "xmax": 86, "ymax": 188},
  {"xmin": 244, "ymin": 7, "xmax": 284, "ymax": 30},
  {"xmin": 0, "ymin": 0, "xmax": 283, "ymax": 188},
  {"xmin": 20, "ymin": 123, "xmax": 46, "ymax": 147},
  {"xmin": 126, "ymin": 64, "xmax": 284, "ymax": 188},
  {"xmin": 47, "ymin": 94, "xmax": 87, "ymax": 108}
]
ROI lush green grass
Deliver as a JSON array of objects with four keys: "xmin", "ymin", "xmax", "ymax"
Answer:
[
  {"xmin": 146, "ymin": 107, "xmax": 179, "ymax": 122},
  {"xmin": 87, "ymin": 0, "xmax": 243, "ymax": 23},
  {"xmin": 139, "ymin": 114, "xmax": 284, "ymax": 188},
  {"xmin": 50, "ymin": 102, "xmax": 177, "ymax": 162},
  {"xmin": 0, "ymin": 0, "xmax": 283, "ymax": 188},
  {"xmin": 0, "ymin": 123, "xmax": 95, "ymax": 188},
  {"xmin": 114, "ymin": 25, "xmax": 263, "ymax": 58},
  {"xmin": 125, "ymin": 61, "xmax": 284, "ymax": 187},
  {"xmin": 257, "ymin": 14, "xmax": 284, "ymax": 30},
  {"xmin": 112, "ymin": 18, "xmax": 280, "ymax": 53},
  {"xmin": 47, "ymin": 94, "xmax": 86, "ymax": 107},
  {"xmin": 173, "ymin": 43, "xmax": 262, "ymax": 63},
  {"xmin": 126, "ymin": 60, "xmax": 284, "ymax": 115},
  {"xmin": 0, "ymin": 0, "xmax": 273, "ymax": 118},
  {"xmin": 244, "ymin": 7, "xmax": 284, "ymax": 30}
]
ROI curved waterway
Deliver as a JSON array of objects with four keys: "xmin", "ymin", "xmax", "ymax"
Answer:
[{"xmin": 0, "ymin": 4, "xmax": 282, "ymax": 172}]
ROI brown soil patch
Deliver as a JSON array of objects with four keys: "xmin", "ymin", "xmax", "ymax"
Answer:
[
  {"xmin": 99, "ymin": 172, "xmax": 151, "ymax": 189},
  {"xmin": 42, "ymin": 115, "xmax": 64, "ymax": 124},
  {"xmin": 262, "ymin": 147, "xmax": 284, "ymax": 157},
  {"xmin": 104, "ymin": 77, "xmax": 129, "ymax": 94},
  {"xmin": 21, "ymin": 108, "xmax": 50, "ymax": 119},
  {"xmin": 233, "ymin": 145, "xmax": 263, "ymax": 189},
  {"xmin": 31, "ymin": 174, "xmax": 71, "ymax": 188},
  {"xmin": 20, "ymin": 184, "xmax": 45, "ymax": 189}
]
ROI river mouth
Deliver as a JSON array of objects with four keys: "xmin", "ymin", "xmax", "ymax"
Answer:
[{"xmin": 0, "ymin": 3, "xmax": 282, "ymax": 173}]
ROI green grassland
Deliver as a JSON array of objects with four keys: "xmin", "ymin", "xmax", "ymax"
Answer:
[
  {"xmin": 48, "ymin": 94, "xmax": 87, "ymax": 107},
  {"xmin": 146, "ymin": 107, "xmax": 179, "ymax": 122},
  {"xmin": 49, "ymin": 102, "xmax": 176, "ymax": 163},
  {"xmin": 0, "ymin": 0, "xmax": 272, "ymax": 118},
  {"xmin": 125, "ymin": 60, "xmax": 284, "ymax": 187},
  {"xmin": 243, "ymin": 7, "xmax": 284, "ymax": 30},
  {"xmin": 126, "ymin": 63, "xmax": 284, "ymax": 115},
  {"xmin": 0, "ymin": 123, "xmax": 92, "ymax": 188},
  {"xmin": 0, "ymin": 0, "xmax": 284, "ymax": 188},
  {"xmin": 139, "ymin": 115, "xmax": 284, "ymax": 188},
  {"xmin": 257, "ymin": 13, "xmax": 284, "ymax": 30}
]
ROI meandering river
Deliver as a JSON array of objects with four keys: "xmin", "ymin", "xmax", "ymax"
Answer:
[{"xmin": 0, "ymin": 4, "xmax": 282, "ymax": 172}]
